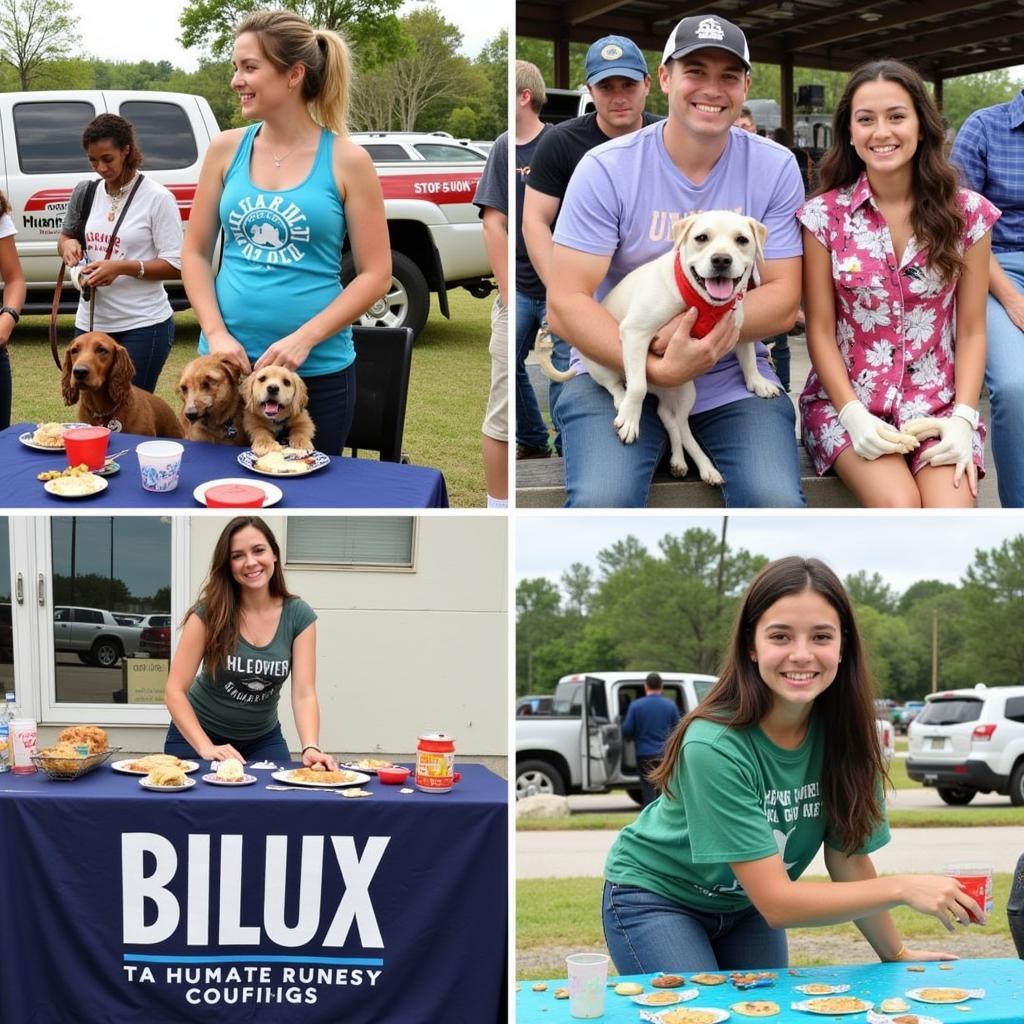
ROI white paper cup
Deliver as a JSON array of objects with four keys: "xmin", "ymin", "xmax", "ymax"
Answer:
[
  {"xmin": 565, "ymin": 953, "xmax": 609, "ymax": 1019},
  {"xmin": 136, "ymin": 440, "xmax": 184, "ymax": 492}
]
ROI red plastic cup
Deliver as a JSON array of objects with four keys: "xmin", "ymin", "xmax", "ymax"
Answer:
[
  {"xmin": 205, "ymin": 483, "xmax": 265, "ymax": 508},
  {"xmin": 377, "ymin": 766, "xmax": 411, "ymax": 785},
  {"xmin": 63, "ymin": 426, "xmax": 110, "ymax": 470},
  {"xmin": 945, "ymin": 862, "xmax": 992, "ymax": 923}
]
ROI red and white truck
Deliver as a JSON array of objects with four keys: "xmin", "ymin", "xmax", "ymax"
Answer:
[{"xmin": 1, "ymin": 92, "xmax": 493, "ymax": 337}]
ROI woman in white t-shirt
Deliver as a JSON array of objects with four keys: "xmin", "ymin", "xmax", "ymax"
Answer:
[
  {"xmin": 57, "ymin": 114, "xmax": 182, "ymax": 392},
  {"xmin": 0, "ymin": 190, "xmax": 26, "ymax": 429}
]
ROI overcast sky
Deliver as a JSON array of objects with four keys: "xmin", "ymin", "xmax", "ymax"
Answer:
[
  {"xmin": 67, "ymin": 0, "xmax": 505, "ymax": 71},
  {"xmin": 516, "ymin": 513, "xmax": 1024, "ymax": 596}
]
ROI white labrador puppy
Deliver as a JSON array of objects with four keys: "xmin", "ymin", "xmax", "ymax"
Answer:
[{"xmin": 543, "ymin": 210, "xmax": 776, "ymax": 485}]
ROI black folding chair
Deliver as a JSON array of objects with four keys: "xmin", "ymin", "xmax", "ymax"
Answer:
[{"xmin": 346, "ymin": 326, "xmax": 414, "ymax": 463}]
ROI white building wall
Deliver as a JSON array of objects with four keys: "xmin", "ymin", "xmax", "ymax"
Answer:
[{"xmin": 186, "ymin": 515, "xmax": 507, "ymax": 759}]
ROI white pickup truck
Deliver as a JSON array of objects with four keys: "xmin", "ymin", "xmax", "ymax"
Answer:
[
  {"xmin": 515, "ymin": 671, "xmax": 717, "ymax": 802},
  {"xmin": 1, "ymin": 92, "xmax": 492, "ymax": 337},
  {"xmin": 516, "ymin": 670, "xmax": 895, "ymax": 802}
]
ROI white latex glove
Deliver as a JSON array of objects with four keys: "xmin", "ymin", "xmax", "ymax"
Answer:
[
  {"xmin": 837, "ymin": 400, "xmax": 919, "ymax": 461},
  {"xmin": 912, "ymin": 414, "xmax": 977, "ymax": 493}
]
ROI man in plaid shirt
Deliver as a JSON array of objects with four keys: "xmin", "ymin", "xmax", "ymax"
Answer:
[{"xmin": 952, "ymin": 89, "xmax": 1024, "ymax": 507}]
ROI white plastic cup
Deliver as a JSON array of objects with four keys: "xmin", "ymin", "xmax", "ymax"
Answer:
[
  {"xmin": 944, "ymin": 861, "xmax": 993, "ymax": 923},
  {"xmin": 136, "ymin": 440, "xmax": 184, "ymax": 492},
  {"xmin": 565, "ymin": 953, "xmax": 609, "ymax": 1019}
]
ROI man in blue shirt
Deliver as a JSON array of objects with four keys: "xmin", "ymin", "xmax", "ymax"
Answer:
[
  {"xmin": 621, "ymin": 672, "xmax": 680, "ymax": 806},
  {"xmin": 951, "ymin": 89, "xmax": 1024, "ymax": 507}
]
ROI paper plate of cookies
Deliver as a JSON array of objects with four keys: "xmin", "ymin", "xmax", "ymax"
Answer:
[
  {"xmin": 792, "ymin": 996, "xmax": 873, "ymax": 1015},
  {"xmin": 732, "ymin": 1001, "xmax": 783, "ymax": 1017},
  {"xmin": 905, "ymin": 988, "xmax": 983, "ymax": 1004},
  {"xmin": 867, "ymin": 1011, "xmax": 942, "ymax": 1024},
  {"xmin": 633, "ymin": 989, "xmax": 699, "ymax": 1007},
  {"xmin": 795, "ymin": 985, "xmax": 852, "ymax": 995},
  {"xmin": 641, "ymin": 1008, "xmax": 731, "ymax": 1024}
]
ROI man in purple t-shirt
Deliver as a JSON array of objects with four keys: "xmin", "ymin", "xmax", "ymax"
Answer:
[{"xmin": 547, "ymin": 14, "xmax": 806, "ymax": 508}]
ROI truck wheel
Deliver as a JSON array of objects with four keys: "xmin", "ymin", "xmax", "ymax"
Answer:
[
  {"xmin": 1010, "ymin": 763, "xmax": 1024, "ymax": 807},
  {"xmin": 91, "ymin": 638, "xmax": 122, "ymax": 669},
  {"xmin": 516, "ymin": 759, "xmax": 565, "ymax": 800},
  {"xmin": 343, "ymin": 251, "xmax": 430, "ymax": 339},
  {"xmin": 937, "ymin": 786, "xmax": 975, "ymax": 806},
  {"xmin": 77, "ymin": 653, "xmax": 94, "ymax": 665}
]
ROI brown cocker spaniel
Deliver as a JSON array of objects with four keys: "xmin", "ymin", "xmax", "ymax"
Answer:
[{"xmin": 61, "ymin": 332, "xmax": 182, "ymax": 437}]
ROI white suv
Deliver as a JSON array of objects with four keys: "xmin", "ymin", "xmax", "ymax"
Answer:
[
  {"xmin": 906, "ymin": 684, "xmax": 1024, "ymax": 805},
  {"xmin": 351, "ymin": 132, "xmax": 487, "ymax": 163}
]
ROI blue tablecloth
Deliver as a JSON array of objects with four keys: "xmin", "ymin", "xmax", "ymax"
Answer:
[
  {"xmin": 1, "ymin": 424, "xmax": 449, "ymax": 507},
  {"xmin": 517, "ymin": 959, "xmax": 1024, "ymax": 1023},
  {"xmin": 0, "ymin": 761, "xmax": 505, "ymax": 1024}
]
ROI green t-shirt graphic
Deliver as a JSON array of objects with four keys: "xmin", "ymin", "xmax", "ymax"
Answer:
[
  {"xmin": 186, "ymin": 597, "xmax": 317, "ymax": 740},
  {"xmin": 605, "ymin": 715, "xmax": 890, "ymax": 912}
]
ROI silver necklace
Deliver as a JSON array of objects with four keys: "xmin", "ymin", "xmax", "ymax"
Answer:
[{"xmin": 270, "ymin": 144, "xmax": 295, "ymax": 168}]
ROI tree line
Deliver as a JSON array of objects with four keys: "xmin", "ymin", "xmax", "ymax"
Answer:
[
  {"xmin": 517, "ymin": 528, "xmax": 1024, "ymax": 702},
  {"xmin": 515, "ymin": 36, "xmax": 1021, "ymax": 131},
  {"xmin": 0, "ymin": 0, "xmax": 507, "ymax": 139}
]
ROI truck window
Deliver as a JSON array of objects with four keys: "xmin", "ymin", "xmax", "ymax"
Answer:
[
  {"xmin": 693, "ymin": 679, "xmax": 715, "ymax": 703},
  {"xmin": 1004, "ymin": 697, "xmax": 1024, "ymax": 724},
  {"xmin": 118, "ymin": 101, "xmax": 198, "ymax": 169},
  {"xmin": 414, "ymin": 143, "xmax": 483, "ymax": 162},
  {"xmin": 13, "ymin": 101, "xmax": 97, "ymax": 173},
  {"xmin": 360, "ymin": 144, "xmax": 411, "ymax": 162},
  {"xmin": 587, "ymin": 685, "xmax": 609, "ymax": 720},
  {"xmin": 74, "ymin": 608, "xmax": 103, "ymax": 624}
]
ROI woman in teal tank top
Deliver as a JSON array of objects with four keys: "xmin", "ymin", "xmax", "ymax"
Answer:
[
  {"xmin": 603, "ymin": 557, "xmax": 982, "ymax": 972},
  {"xmin": 182, "ymin": 10, "xmax": 390, "ymax": 455},
  {"xmin": 164, "ymin": 516, "xmax": 336, "ymax": 771}
]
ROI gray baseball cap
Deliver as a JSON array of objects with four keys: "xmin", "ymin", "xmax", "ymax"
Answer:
[{"xmin": 662, "ymin": 15, "xmax": 751, "ymax": 70}]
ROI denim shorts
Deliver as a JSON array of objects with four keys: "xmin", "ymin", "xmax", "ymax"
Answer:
[{"xmin": 602, "ymin": 880, "xmax": 788, "ymax": 973}]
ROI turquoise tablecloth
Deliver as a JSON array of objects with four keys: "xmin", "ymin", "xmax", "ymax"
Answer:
[{"xmin": 517, "ymin": 958, "xmax": 1024, "ymax": 1024}]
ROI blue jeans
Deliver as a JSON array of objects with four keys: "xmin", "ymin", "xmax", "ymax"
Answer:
[
  {"xmin": 304, "ymin": 363, "xmax": 356, "ymax": 456},
  {"xmin": 515, "ymin": 291, "xmax": 550, "ymax": 449},
  {"xmin": 77, "ymin": 315, "xmax": 174, "ymax": 393},
  {"xmin": 768, "ymin": 334, "xmax": 790, "ymax": 392},
  {"xmin": 602, "ymin": 881, "xmax": 789, "ymax": 973},
  {"xmin": 985, "ymin": 250, "xmax": 1024, "ymax": 507},
  {"xmin": 0, "ymin": 346, "xmax": 10, "ymax": 430},
  {"xmin": 164, "ymin": 720, "xmax": 291, "ymax": 763},
  {"xmin": 546, "ymin": 332, "xmax": 572, "ymax": 455},
  {"xmin": 558, "ymin": 372, "xmax": 805, "ymax": 507}
]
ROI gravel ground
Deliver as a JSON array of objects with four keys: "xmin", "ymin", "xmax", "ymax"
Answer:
[{"xmin": 517, "ymin": 931, "xmax": 1018, "ymax": 978}]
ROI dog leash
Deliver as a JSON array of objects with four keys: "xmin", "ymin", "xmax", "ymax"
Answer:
[{"xmin": 49, "ymin": 175, "xmax": 146, "ymax": 370}]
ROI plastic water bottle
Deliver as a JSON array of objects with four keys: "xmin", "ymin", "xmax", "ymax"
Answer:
[{"xmin": 0, "ymin": 691, "xmax": 14, "ymax": 773}]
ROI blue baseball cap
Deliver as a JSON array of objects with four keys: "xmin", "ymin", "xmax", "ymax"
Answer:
[{"xmin": 585, "ymin": 35, "xmax": 649, "ymax": 85}]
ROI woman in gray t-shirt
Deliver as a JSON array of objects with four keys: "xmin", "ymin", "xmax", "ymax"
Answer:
[{"xmin": 163, "ymin": 516, "xmax": 336, "ymax": 769}]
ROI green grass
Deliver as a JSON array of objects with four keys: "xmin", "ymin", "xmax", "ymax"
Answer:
[
  {"xmin": 9, "ymin": 289, "xmax": 492, "ymax": 507},
  {"xmin": 516, "ymin": 874, "xmax": 1013, "ymax": 978}
]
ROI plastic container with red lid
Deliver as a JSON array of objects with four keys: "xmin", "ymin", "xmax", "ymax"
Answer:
[
  {"xmin": 205, "ymin": 483, "xmax": 265, "ymax": 508},
  {"xmin": 63, "ymin": 426, "xmax": 110, "ymax": 470}
]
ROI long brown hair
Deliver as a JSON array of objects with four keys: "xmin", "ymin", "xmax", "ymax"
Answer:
[
  {"xmin": 237, "ymin": 9, "xmax": 353, "ymax": 135},
  {"xmin": 649, "ymin": 556, "xmax": 887, "ymax": 854},
  {"xmin": 816, "ymin": 60, "xmax": 964, "ymax": 286},
  {"xmin": 186, "ymin": 516, "xmax": 294, "ymax": 679},
  {"xmin": 0, "ymin": 190, "xmax": 9, "ymax": 218}
]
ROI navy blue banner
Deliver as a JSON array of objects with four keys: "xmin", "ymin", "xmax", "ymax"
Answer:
[{"xmin": 0, "ymin": 763, "xmax": 506, "ymax": 1023}]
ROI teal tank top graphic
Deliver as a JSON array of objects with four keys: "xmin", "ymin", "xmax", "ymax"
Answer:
[{"xmin": 199, "ymin": 124, "xmax": 354, "ymax": 376}]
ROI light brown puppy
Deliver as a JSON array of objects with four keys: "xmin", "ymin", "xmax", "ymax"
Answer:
[
  {"xmin": 61, "ymin": 332, "xmax": 182, "ymax": 437},
  {"xmin": 241, "ymin": 365, "xmax": 315, "ymax": 456},
  {"xmin": 177, "ymin": 354, "xmax": 246, "ymax": 445}
]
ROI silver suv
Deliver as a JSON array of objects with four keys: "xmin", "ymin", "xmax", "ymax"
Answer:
[
  {"xmin": 906, "ymin": 684, "xmax": 1024, "ymax": 805},
  {"xmin": 53, "ymin": 606, "xmax": 142, "ymax": 668}
]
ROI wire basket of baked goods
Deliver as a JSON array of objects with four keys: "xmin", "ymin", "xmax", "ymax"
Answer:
[{"xmin": 31, "ymin": 725, "xmax": 119, "ymax": 781}]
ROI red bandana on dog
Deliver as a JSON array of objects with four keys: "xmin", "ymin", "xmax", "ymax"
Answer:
[{"xmin": 674, "ymin": 250, "xmax": 744, "ymax": 338}]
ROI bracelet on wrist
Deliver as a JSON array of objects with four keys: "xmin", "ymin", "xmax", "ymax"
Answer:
[
  {"xmin": 0, "ymin": 305, "xmax": 20, "ymax": 326},
  {"xmin": 301, "ymin": 744, "xmax": 322, "ymax": 755},
  {"xmin": 889, "ymin": 943, "xmax": 908, "ymax": 962}
]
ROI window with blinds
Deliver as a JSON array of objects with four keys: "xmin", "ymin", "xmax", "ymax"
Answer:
[{"xmin": 285, "ymin": 517, "xmax": 415, "ymax": 568}]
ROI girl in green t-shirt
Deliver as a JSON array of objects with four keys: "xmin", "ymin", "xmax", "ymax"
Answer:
[
  {"xmin": 163, "ymin": 516, "xmax": 336, "ymax": 771},
  {"xmin": 603, "ymin": 556, "xmax": 983, "ymax": 972}
]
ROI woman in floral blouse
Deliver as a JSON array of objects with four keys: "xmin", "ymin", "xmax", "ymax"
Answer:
[{"xmin": 798, "ymin": 60, "xmax": 998, "ymax": 507}]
